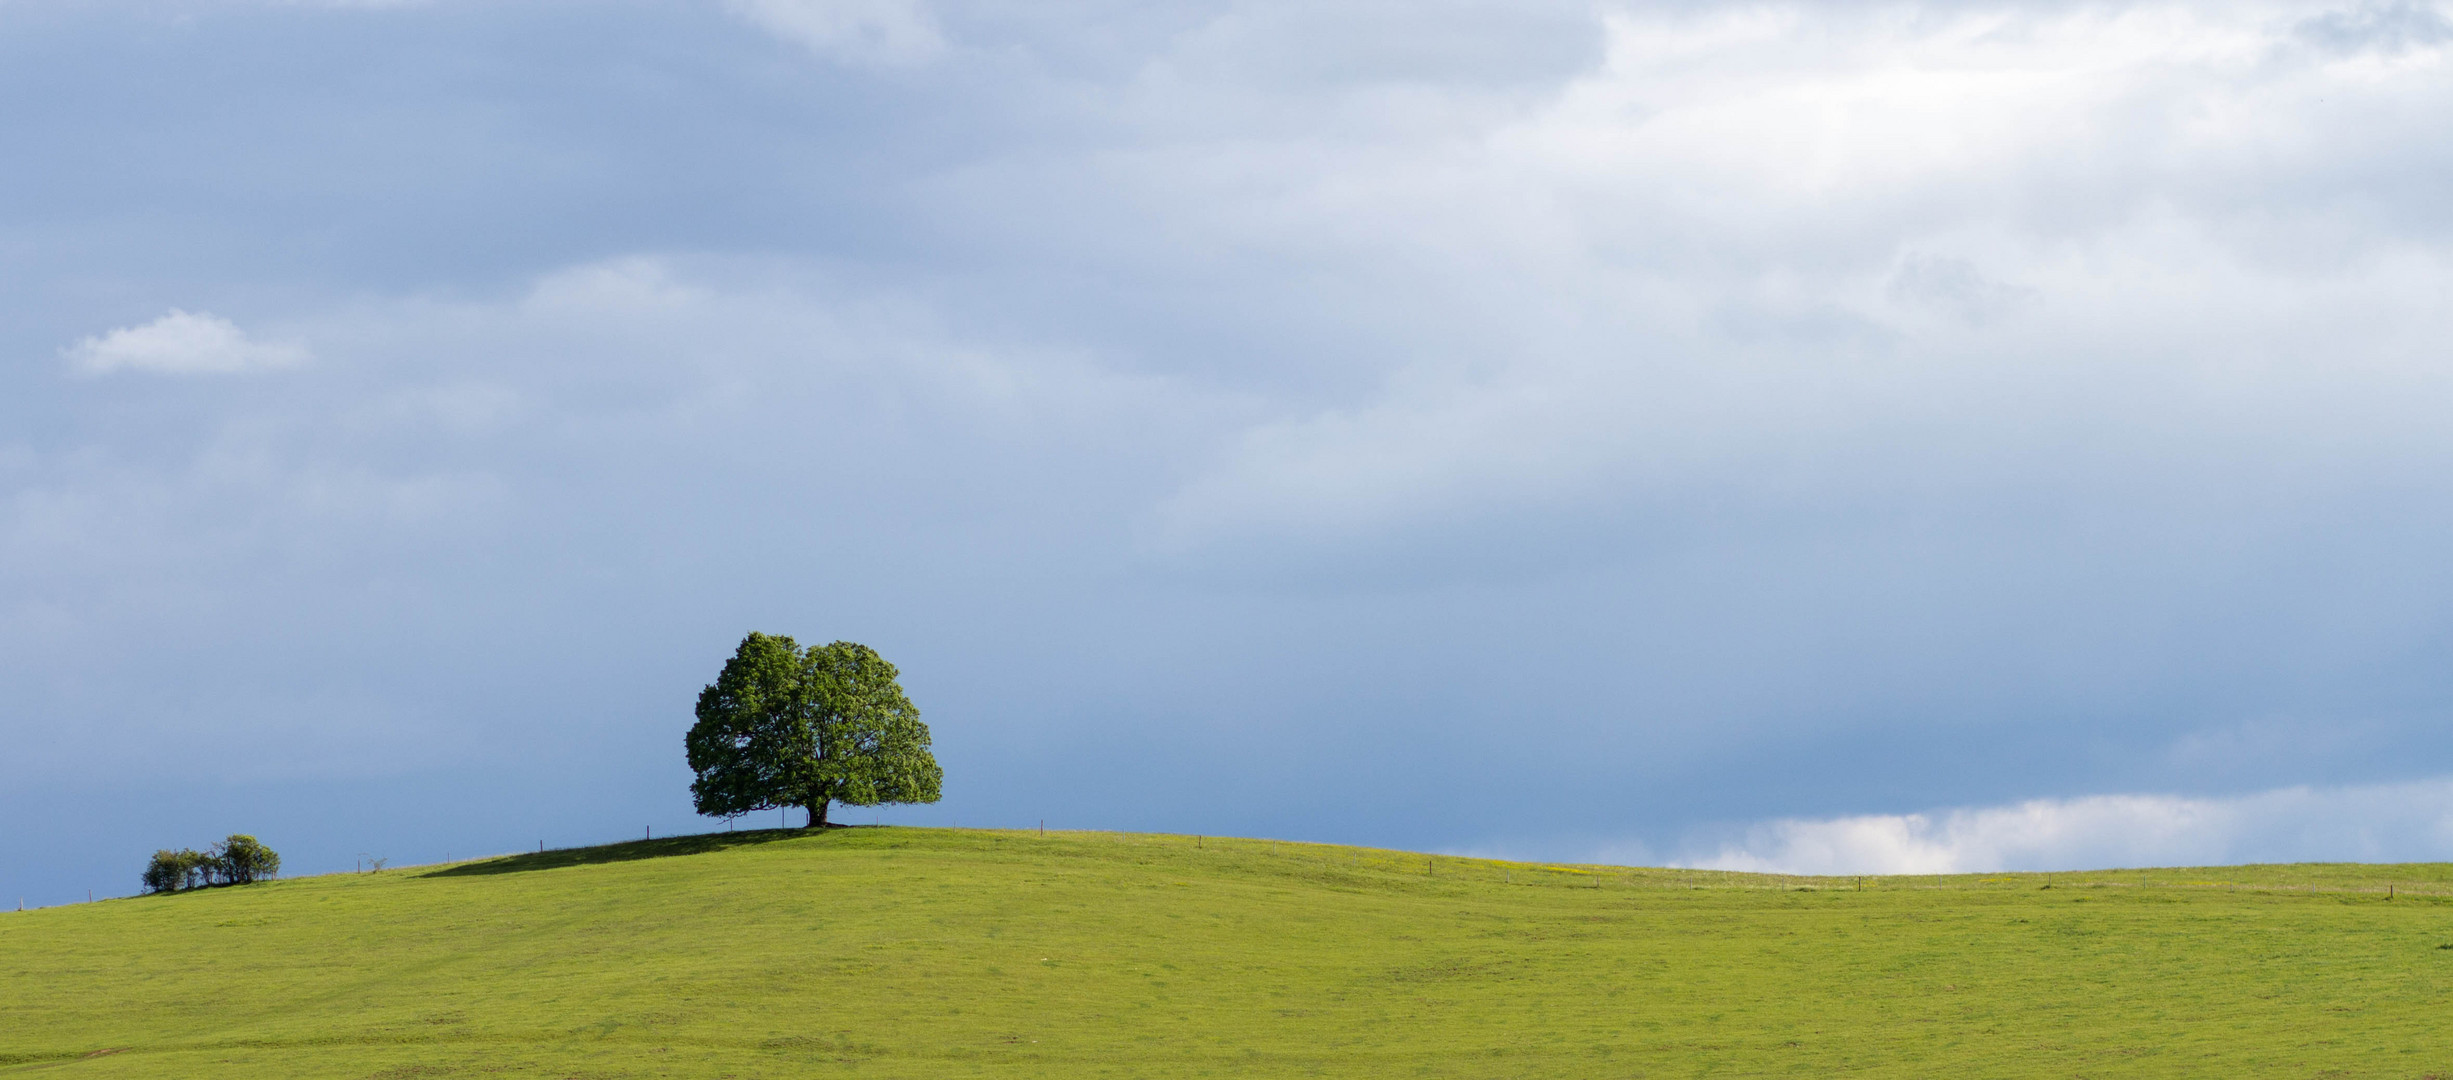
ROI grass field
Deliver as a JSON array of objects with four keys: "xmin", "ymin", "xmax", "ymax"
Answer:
[{"xmin": 6, "ymin": 826, "xmax": 2453, "ymax": 1077}]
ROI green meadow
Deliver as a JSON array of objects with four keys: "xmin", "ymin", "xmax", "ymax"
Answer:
[{"xmin": 6, "ymin": 827, "xmax": 2453, "ymax": 1077}]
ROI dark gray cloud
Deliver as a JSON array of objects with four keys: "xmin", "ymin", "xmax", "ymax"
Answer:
[{"xmin": 6, "ymin": 0, "xmax": 2453, "ymax": 904}]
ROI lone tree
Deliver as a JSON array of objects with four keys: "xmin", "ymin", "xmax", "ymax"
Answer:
[{"xmin": 685, "ymin": 632, "xmax": 942, "ymax": 828}]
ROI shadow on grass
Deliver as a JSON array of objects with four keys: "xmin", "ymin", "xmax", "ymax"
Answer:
[{"xmin": 420, "ymin": 825, "xmax": 866, "ymax": 878}]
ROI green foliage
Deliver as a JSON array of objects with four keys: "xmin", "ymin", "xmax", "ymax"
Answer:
[
  {"xmin": 215, "ymin": 835, "xmax": 281, "ymax": 885},
  {"xmin": 139, "ymin": 849, "xmax": 206, "ymax": 894},
  {"xmin": 141, "ymin": 836, "xmax": 280, "ymax": 894},
  {"xmin": 17, "ymin": 830, "xmax": 2453, "ymax": 1078},
  {"xmin": 684, "ymin": 633, "xmax": 941, "ymax": 826}
]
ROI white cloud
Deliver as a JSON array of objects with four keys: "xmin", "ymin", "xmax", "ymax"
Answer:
[
  {"xmin": 1677, "ymin": 778, "xmax": 2453, "ymax": 874},
  {"xmin": 2, "ymin": 253, "xmax": 1246, "ymax": 783},
  {"xmin": 1109, "ymin": 2, "xmax": 2453, "ymax": 554},
  {"xmin": 724, "ymin": 0, "xmax": 944, "ymax": 66},
  {"xmin": 64, "ymin": 309, "xmax": 309, "ymax": 375}
]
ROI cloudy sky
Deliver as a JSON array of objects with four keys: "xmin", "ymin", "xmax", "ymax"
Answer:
[{"xmin": 7, "ymin": 0, "xmax": 2453, "ymax": 904}]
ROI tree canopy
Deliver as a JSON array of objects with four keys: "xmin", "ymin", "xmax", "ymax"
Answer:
[
  {"xmin": 141, "ymin": 834, "xmax": 281, "ymax": 894},
  {"xmin": 684, "ymin": 633, "xmax": 942, "ymax": 827}
]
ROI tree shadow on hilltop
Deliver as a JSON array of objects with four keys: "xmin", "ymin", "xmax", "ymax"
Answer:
[{"xmin": 421, "ymin": 825, "xmax": 866, "ymax": 878}]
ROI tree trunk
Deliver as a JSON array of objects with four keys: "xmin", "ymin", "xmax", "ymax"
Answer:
[{"xmin": 805, "ymin": 800, "xmax": 829, "ymax": 828}]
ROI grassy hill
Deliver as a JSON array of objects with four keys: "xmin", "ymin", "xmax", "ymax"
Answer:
[{"xmin": 6, "ymin": 827, "xmax": 2453, "ymax": 1077}]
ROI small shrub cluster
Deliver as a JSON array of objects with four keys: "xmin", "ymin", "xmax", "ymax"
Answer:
[{"xmin": 142, "ymin": 835, "xmax": 280, "ymax": 894}]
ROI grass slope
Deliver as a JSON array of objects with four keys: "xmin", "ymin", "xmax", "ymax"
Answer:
[{"xmin": 7, "ymin": 827, "xmax": 2453, "ymax": 1077}]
